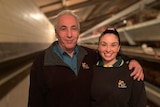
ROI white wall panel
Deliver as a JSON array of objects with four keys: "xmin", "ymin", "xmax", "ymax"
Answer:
[{"xmin": 0, "ymin": 0, "xmax": 55, "ymax": 43}]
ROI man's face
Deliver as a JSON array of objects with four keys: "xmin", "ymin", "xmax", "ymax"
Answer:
[{"xmin": 56, "ymin": 14, "xmax": 80, "ymax": 52}]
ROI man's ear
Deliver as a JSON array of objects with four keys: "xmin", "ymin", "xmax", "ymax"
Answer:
[{"xmin": 55, "ymin": 29, "xmax": 58, "ymax": 38}]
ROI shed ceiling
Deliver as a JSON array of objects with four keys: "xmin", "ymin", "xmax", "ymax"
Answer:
[{"xmin": 33, "ymin": 0, "xmax": 160, "ymax": 37}]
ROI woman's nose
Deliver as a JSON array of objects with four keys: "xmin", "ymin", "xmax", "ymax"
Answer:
[{"xmin": 105, "ymin": 46, "xmax": 111, "ymax": 52}]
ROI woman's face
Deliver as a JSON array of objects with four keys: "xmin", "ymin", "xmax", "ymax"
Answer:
[{"xmin": 98, "ymin": 33, "xmax": 120, "ymax": 65}]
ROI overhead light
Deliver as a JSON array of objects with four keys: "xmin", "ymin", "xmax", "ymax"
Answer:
[{"xmin": 123, "ymin": 20, "xmax": 127, "ymax": 24}]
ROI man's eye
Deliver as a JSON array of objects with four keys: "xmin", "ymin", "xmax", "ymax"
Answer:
[
  {"xmin": 60, "ymin": 27, "xmax": 66, "ymax": 30},
  {"xmin": 72, "ymin": 26, "xmax": 78, "ymax": 30}
]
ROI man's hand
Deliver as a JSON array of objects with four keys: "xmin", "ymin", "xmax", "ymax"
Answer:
[{"xmin": 128, "ymin": 60, "xmax": 144, "ymax": 81}]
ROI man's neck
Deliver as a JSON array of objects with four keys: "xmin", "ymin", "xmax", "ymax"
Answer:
[{"xmin": 65, "ymin": 50, "xmax": 74, "ymax": 57}]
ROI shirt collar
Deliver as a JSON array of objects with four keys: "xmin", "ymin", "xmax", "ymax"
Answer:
[
  {"xmin": 53, "ymin": 41, "xmax": 78, "ymax": 57},
  {"xmin": 96, "ymin": 56, "xmax": 124, "ymax": 67}
]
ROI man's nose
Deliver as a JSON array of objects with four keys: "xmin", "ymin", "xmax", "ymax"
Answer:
[{"xmin": 67, "ymin": 29, "xmax": 72, "ymax": 37}]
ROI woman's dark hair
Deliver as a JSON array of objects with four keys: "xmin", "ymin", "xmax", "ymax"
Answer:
[{"xmin": 98, "ymin": 27, "xmax": 121, "ymax": 45}]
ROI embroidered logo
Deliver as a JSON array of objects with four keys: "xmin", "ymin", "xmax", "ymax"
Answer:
[
  {"xmin": 82, "ymin": 62, "xmax": 89, "ymax": 69},
  {"xmin": 118, "ymin": 80, "xmax": 127, "ymax": 88}
]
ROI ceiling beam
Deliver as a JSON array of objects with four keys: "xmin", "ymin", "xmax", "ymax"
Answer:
[
  {"xmin": 45, "ymin": 0, "xmax": 109, "ymax": 17},
  {"xmin": 80, "ymin": 0, "xmax": 155, "ymax": 37},
  {"xmin": 39, "ymin": 1, "xmax": 61, "ymax": 8}
]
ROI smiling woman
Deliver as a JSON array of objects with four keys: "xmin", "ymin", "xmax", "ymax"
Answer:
[{"xmin": 91, "ymin": 28, "xmax": 146, "ymax": 107}]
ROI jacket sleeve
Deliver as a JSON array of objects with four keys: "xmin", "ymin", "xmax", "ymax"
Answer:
[
  {"xmin": 129, "ymin": 80, "xmax": 147, "ymax": 107},
  {"xmin": 28, "ymin": 52, "xmax": 47, "ymax": 107}
]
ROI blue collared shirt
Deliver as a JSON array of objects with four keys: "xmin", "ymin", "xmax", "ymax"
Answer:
[{"xmin": 53, "ymin": 42, "xmax": 78, "ymax": 76}]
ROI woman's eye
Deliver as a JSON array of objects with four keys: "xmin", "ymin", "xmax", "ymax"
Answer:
[
  {"xmin": 100, "ymin": 43, "xmax": 106, "ymax": 46},
  {"xmin": 111, "ymin": 44, "xmax": 116, "ymax": 46},
  {"xmin": 111, "ymin": 43, "xmax": 118, "ymax": 47}
]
